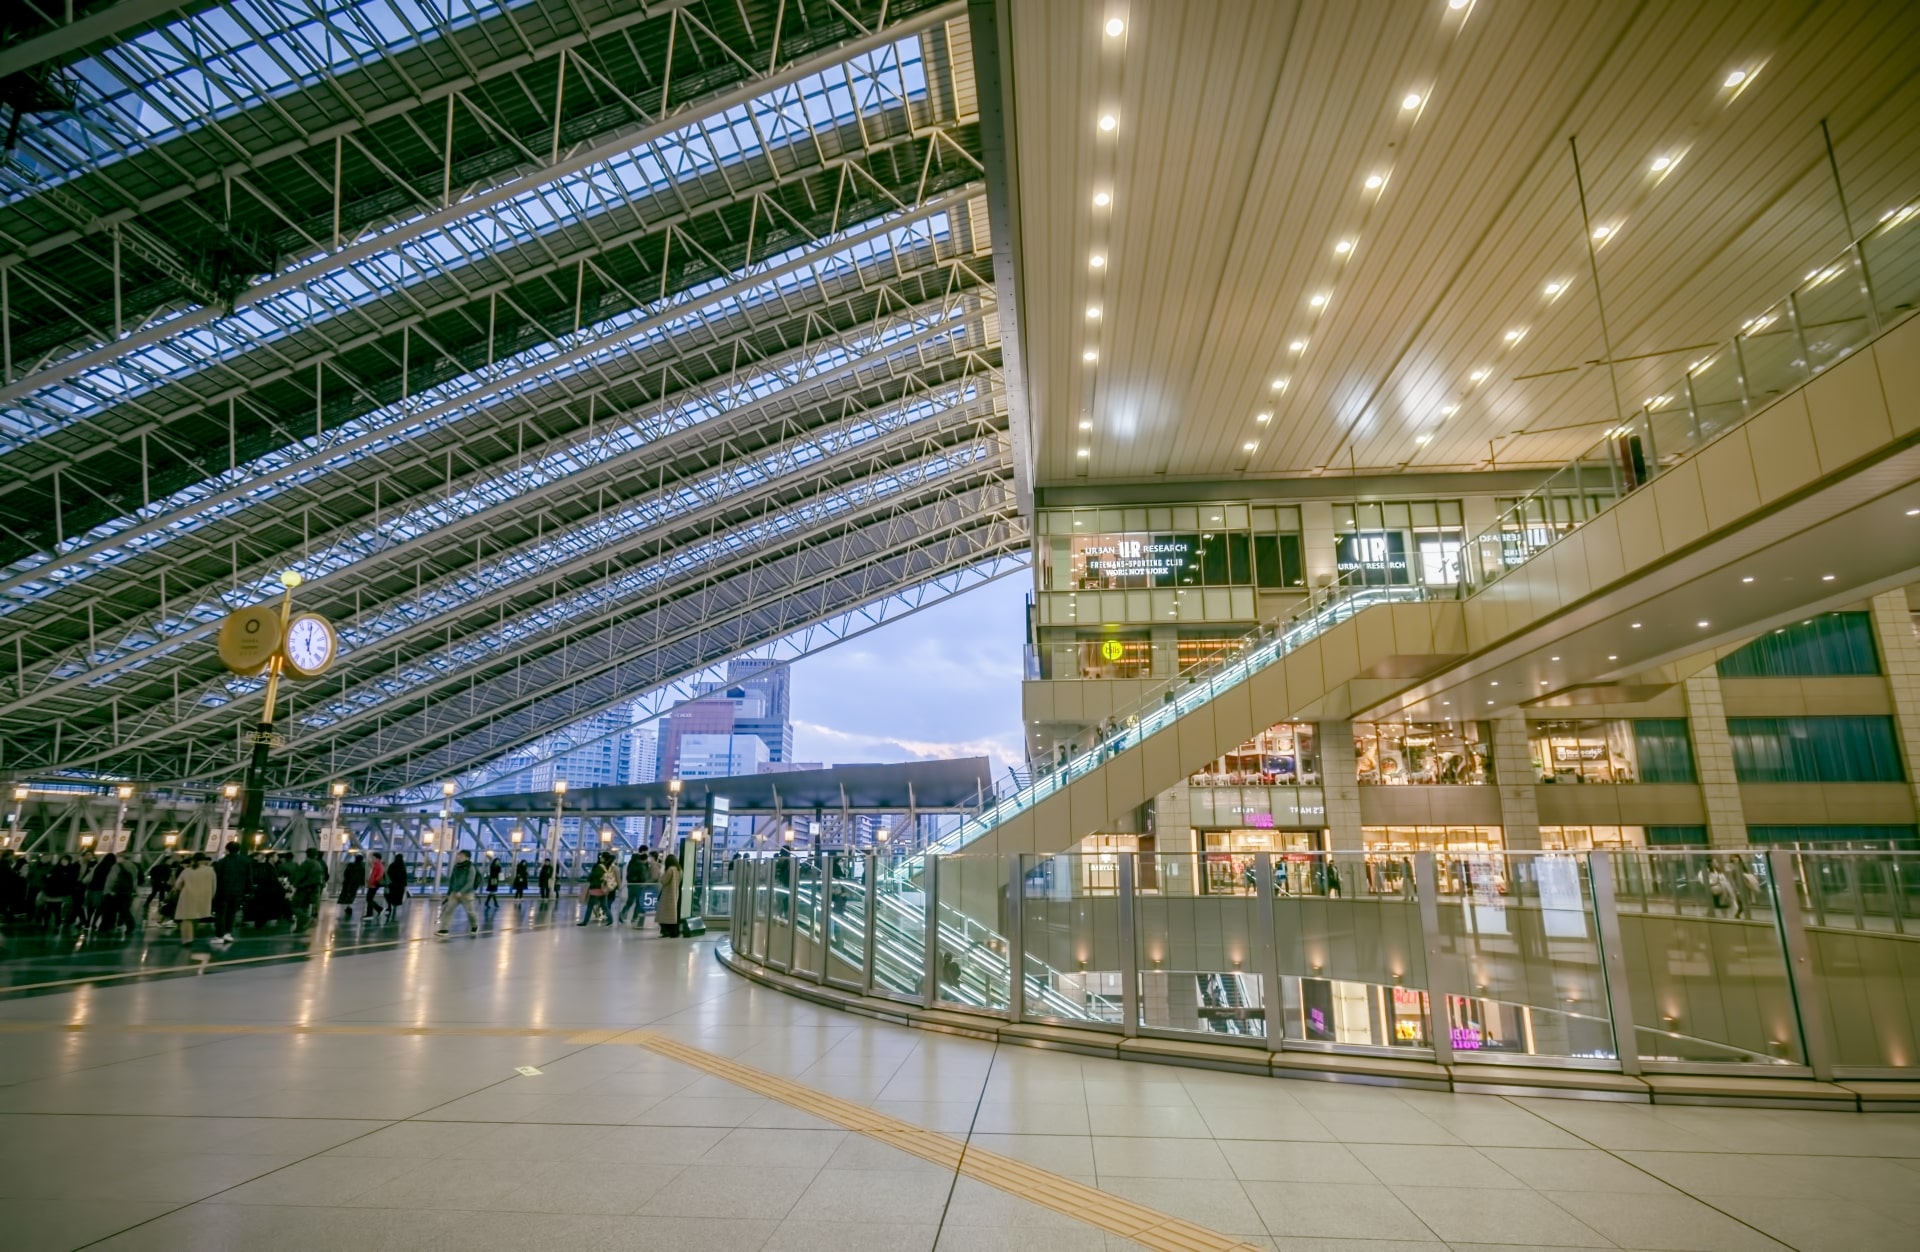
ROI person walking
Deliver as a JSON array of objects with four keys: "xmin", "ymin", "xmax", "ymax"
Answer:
[
  {"xmin": 81, "ymin": 852, "xmax": 114, "ymax": 931},
  {"xmin": 657, "ymin": 854, "xmax": 682, "ymax": 938},
  {"xmin": 213, "ymin": 841, "xmax": 251, "ymax": 945},
  {"xmin": 537, "ymin": 859, "xmax": 554, "ymax": 900},
  {"xmin": 100, "ymin": 854, "xmax": 137, "ymax": 935},
  {"xmin": 437, "ymin": 851, "xmax": 481, "ymax": 936},
  {"xmin": 619, "ymin": 849, "xmax": 649, "ymax": 927},
  {"xmin": 577, "ymin": 853, "xmax": 613, "ymax": 926},
  {"xmin": 289, "ymin": 849, "xmax": 327, "ymax": 927},
  {"xmin": 385, "ymin": 854, "xmax": 409, "ymax": 915},
  {"xmin": 364, "ymin": 852, "xmax": 386, "ymax": 921},
  {"xmin": 485, "ymin": 856, "xmax": 502, "ymax": 905},
  {"xmin": 172, "ymin": 854, "xmax": 217, "ymax": 947},
  {"xmin": 144, "ymin": 855, "xmax": 176, "ymax": 924},
  {"xmin": 511, "ymin": 860, "xmax": 529, "ymax": 898},
  {"xmin": 339, "ymin": 853, "xmax": 367, "ymax": 922}
]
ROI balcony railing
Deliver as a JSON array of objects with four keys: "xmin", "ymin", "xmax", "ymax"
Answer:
[{"xmin": 729, "ymin": 846, "xmax": 1920, "ymax": 1079}]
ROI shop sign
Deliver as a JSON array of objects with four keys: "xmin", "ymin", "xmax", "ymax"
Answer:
[
  {"xmin": 1552, "ymin": 743, "xmax": 1607, "ymax": 762},
  {"xmin": 1099, "ymin": 639, "xmax": 1126, "ymax": 662},
  {"xmin": 1465, "ymin": 853, "xmax": 1505, "ymax": 907},
  {"xmin": 1450, "ymin": 1026, "xmax": 1484, "ymax": 1050},
  {"xmin": 1335, "ymin": 531, "xmax": 1408, "ymax": 577},
  {"xmin": 1075, "ymin": 534, "xmax": 1191, "ymax": 581}
]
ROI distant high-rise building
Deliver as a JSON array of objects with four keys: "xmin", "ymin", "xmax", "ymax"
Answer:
[
  {"xmin": 658, "ymin": 659, "xmax": 795, "ymax": 778},
  {"xmin": 629, "ymin": 725, "xmax": 658, "ymax": 785}
]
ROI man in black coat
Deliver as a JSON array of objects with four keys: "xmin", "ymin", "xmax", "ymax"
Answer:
[{"xmin": 212, "ymin": 840, "xmax": 251, "ymax": 946}]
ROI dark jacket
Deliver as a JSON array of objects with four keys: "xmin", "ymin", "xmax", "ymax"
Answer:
[
  {"xmin": 215, "ymin": 851, "xmax": 251, "ymax": 900},
  {"xmin": 339, "ymin": 858, "xmax": 366, "ymax": 901},
  {"xmin": 626, "ymin": 853, "xmax": 647, "ymax": 885}
]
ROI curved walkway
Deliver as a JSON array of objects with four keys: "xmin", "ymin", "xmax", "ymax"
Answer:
[{"xmin": 0, "ymin": 922, "xmax": 1914, "ymax": 1250}]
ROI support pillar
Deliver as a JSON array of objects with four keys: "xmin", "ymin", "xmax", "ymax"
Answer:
[
  {"xmin": 1489, "ymin": 712, "xmax": 1541, "ymax": 849},
  {"xmin": 1317, "ymin": 719, "xmax": 1364, "ymax": 850},
  {"xmin": 1682, "ymin": 671, "xmax": 1748, "ymax": 847},
  {"xmin": 1868, "ymin": 590, "xmax": 1920, "ymax": 822}
]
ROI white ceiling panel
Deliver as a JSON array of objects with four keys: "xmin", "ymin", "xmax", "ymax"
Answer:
[{"xmin": 1006, "ymin": 0, "xmax": 1920, "ymax": 488}]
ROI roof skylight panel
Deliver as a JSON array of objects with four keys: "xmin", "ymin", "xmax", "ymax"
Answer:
[{"xmin": 0, "ymin": 205, "xmax": 954, "ymax": 603}]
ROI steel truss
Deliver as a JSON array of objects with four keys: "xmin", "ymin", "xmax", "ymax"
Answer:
[{"xmin": 0, "ymin": 0, "xmax": 1014, "ymax": 804}]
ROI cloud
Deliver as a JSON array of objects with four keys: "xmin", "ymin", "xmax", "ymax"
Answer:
[{"xmin": 792, "ymin": 719, "xmax": 1026, "ymax": 774}]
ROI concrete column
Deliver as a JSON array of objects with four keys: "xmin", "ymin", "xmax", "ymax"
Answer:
[
  {"xmin": 1488, "ymin": 712, "xmax": 1541, "ymax": 850},
  {"xmin": 1150, "ymin": 783, "xmax": 1194, "ymax": 852},
  {"xmin": 1868, "ymin": 589, "xmax": 1920, "ymax": 821},
  {"xmin": 1682, "ymin": 671, "xmax": 1748, "ymax": 847},
  {"xmin": 1151, "ymin": 624, "xmax": 1178, "ymax": 678},
  {"xmin": 1318, "ymin": 719, "xmax": 1364, "ymax": 850},
  {"xmin": 1301, "ymin": 501, "xmax": 1337, "ymax": 591}
]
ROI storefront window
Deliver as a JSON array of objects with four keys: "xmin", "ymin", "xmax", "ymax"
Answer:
[
  {"xmin": 1354, "ymin": 722, "xmax": 1490, "ymax": 785},
  {"xmin": 1070, "ymin": 633, "xmax": 1152, "ymax": 679},
  {"xmin": 1176, "ymin": 635, "xmax": 1245, "ymax": 674},
  {"xmin": 1333, "ymin": 500, "xmax": 1465, "ymax": 590},
  {"xmin": 1197, "ymin": 829, "xmax": 1325, "ymax": 895},
  {"xmin": 1530, "ymin": 720, "xmax": 1639, "ymax": 783},
  {"xmin": 1191, "ymin": 722, "xmax": 1319, "ymax": 786},
  {"xmin": 1539, "ymin": 826, "xmax": 1649, "ymax": 850},
  {"xmin": 1362, "ymin": 825, "xmax": 1505, "ymax": 852}
]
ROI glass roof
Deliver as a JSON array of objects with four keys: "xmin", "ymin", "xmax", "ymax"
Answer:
[{"xmin": 0, "ymin": 36, "xmax": 929, "ymax": 451}]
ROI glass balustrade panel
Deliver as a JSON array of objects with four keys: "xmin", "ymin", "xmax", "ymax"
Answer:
[
  {"xmin": 824, "ymin": 852, "xmax": 870, "ymax": 989},
  {"xmin": 1606, "ymin": 851, "xmax": 1802, "ymax": 1065},
  {"xmin": 749, "ymin": 858, "xmax": 773, "ymax": 963},
  {"xmin": 1018, "ymin": 853, "xmax": 1124, "ymax": 1027},
  {"xmin": 933, "ymin": 855, "xmax": 1011, "ymax": 1013},
  {"xmin": 1432, "ymin": 852, "xmax": 1615, "ymax": 1063},
  {"xmin": 871, "ymin": 855, "xmax": 928, "ymax": 1001},
  {"xmin": 1779, "ymin": 850, "xmax": 1920, "ymax": 1069},
  {"xmin": 1273, "ymin": 851, "xmax": 1432, "ymax": 1052},
  {"xmin": 789, "ymin": 853, "xmax": 824, "ymax": 979},
  {"xmin": 1861, "ymin": 204, "xmax": 1920, "ymax": 327},
  {"xmin": 1136, "ymin": 853, "xmax": 1266, "ymax": 1041},
  {"xmin": 767, "ymin": 853, "xmax": 798, "ymax": 972},
  {"xmin": 1794, "ymin": 260, "xmax": 1874, "ymax": 373}
]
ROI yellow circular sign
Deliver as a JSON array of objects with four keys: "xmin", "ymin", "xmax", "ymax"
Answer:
[
  {"xmin": 217, "ymin": 604, "xmax": 282, "ymax": 675},
  {"xmin": 1100, "ymin": 639, "xmax": 1125, "ymax": 662}
]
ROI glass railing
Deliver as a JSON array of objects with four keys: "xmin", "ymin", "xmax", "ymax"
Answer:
[
  {"xmin": 1460, "ymin": 199, "xmax": 1920, "ymax": 592},
  {"xmin": 730, "ymin": 846, "xmax": 1920, "ymax": 1077}
]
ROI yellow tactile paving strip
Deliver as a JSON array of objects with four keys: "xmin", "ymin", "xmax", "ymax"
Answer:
[{"xmin": 0, "ymin": 1018, "xmax": 1259, "ymax": 1251}]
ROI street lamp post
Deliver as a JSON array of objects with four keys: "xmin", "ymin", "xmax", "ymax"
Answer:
[
  {"xmin": 327, "ymin": 782, "xmax": 347, "ymax": 876},
  {"xmin": 113, "ymin": 784, "xmax": 134, "ymax": 857},
  {"xmin": 546, "ymin": 779, "xmax": 568, "ymax": 897},
  {"xmin": 218, "ymin": 783, "xmax": 239, "ymax": 852},
  {"xmin": 664, "ymin": 778, "xmax": 683, "ymax": 854}
]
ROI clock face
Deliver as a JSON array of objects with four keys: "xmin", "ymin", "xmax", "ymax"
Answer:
[{"xmin": 283, "ymin": 614, "xmax": 336, "ymax": 676}]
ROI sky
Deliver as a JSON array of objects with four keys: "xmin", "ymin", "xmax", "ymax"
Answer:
[{"xmin": 783, "ymin": 571, "xmax": 1029, "ymax": 781}]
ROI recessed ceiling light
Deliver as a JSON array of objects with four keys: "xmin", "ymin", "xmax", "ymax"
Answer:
[
  {"xmin": 1271, "ymin": 377, "xmax": 1288, "ymax": 391},
  {"xmin": 1105, "ymin": 17, "xmax": 1124, "ymax": 37},
  {"xmin": 1098, "ymin": 114, "xmax": 1117, "ymax": 132},
  {"xmin": 1591, "ymin": 224, "xmax": 1613, "ymax": 239},
  {"xmin": 1365, "ymin": 173, "xmax": 1385, "ymax": 190},
  {"xmin": 1089, "ymin": 253, "xmax": 1106, "ymax": 268},
  {"xmin": 1449, "ymin": 0, "xmax": 1469, "ymax": 9},
  {"xmin": 1440, "ymin": 404, "xmax": 1458, "ymax": 415},
  {"xmin": 1289, "ymin": 340, "xmax": 1307, "ymax": 352},
  {"xmin": 1402, "ymin": 92, "xmax": 1423, "ymax": 110},
  {"xmin": 1822, "ymin": 574, "xmax": 1835, "ymax": 581},
  {"xmin": 1334, "ymin": 239, "xmax": 1353, "ymax": 254},
  {"xmin": 1650, "ymin": 154, "xmax": 1673, "ymax": 172},
  {"xmin": 1544, "ymin": 281, "xmax": 1563, "ymax": 296},
  {"xmin": 1086, "ymin": 305, "xmax": 1102, "ymax": 319},
  {"xmin": 1550, "ymin": 656, "xmax": 1559, "ymax": 661},
  {"xmin": 1255, "ymin": 412, "xmax": 1271, "ymax": 423},
  {"xmin": 1077, "ymin": 447, "xmax": 1090, "ymax": 457},
  {"xmin": 1908, "ymin": 508, "xmax": 1920, "ymax": 516},
  {"xmin": 1741, "ymin": 575, "xmax": 1754, "ymax": 583},
  {"xmin": 1504, "ymin": 329, "xmax": 1525, "ymax": 342},
  {"xmin": 1078, "ymin": 419, "xmax": 1092, "ymax": 430},
  {"xmin": 1442, "ymin": 700, "xmax": 1450, "ymax": 705},
  {"xmin": 1309, "ymin": 293, "xmax": 1328, "ymax": 307},
  {"xmin": 1608, "ymin": 654, "xmax": 1617, "ymax": 660},
  {"xmin": 1630, "ymin": 622, "xmax": 1641, "ymax": 628},
  {"xmin": 1486, "ymin": 700, "xmax": 1495, "ymax": 706},
  {"xmin": 1470, "ymin": 369, "xmax": 1488, "ymax": 382},
  {"xmin": 1697, "ymin": 621, "xmax": 1710, "ymax": 628},
  {"xmin": 1093, "ymin": 191, "xmax": 1111, "ymax": 208},
  {"xmin": 1083, "ymin": 349, "xmax": 1098, "ymax": 362},
  {"xmin": 1724, "ymin": 68, "xmax": 1747, "ymax": 87},
  {"xmin": 1490, "ymin": 681, "xmax": 1499, "ymax": 687},
  {"xmin": 1243, "ymin": 441, "xmax": 1258, "ymax": 452},
  {"xmin": 1540, "ymin": 680, "xmax": 1550, "ymax": 686},
  {"xmin": 1415, "ymin": 434, "xmax": 1431, "ymax": 444}
]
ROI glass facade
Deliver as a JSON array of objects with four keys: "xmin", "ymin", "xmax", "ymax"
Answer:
[
  {"xmin": 1362, "ymin": 825, "xmax": 1505, "ymax": 851},
  {"xmin": 1539, "ymin": 825, "xmax": 1652, "ymax": 849},
  {"xmin": 1528, "ymin": 719, "xmax": 1695, "ymax": 783},
  {"xmin": 1354, "ymin": 721, "xmax": 1490, "ymax": 785},
  {"xmin": 1717, "ymin": 612, "xmax": 1880, "ymax": 677},
  {"xmin": 1728, "ymin": 716, "xmax": 1906, "ymax": 783},
  {"xmin": 1038, "ymin": 504, "xmax": 1305, "ymax": 592},
  {"xmin": 1191, "ymin": 722, "xmax": 1319, "ymax": 786}
]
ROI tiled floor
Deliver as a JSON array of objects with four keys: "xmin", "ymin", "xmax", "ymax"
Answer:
[{"xmin": 0, "ymin": 918, "xmax": 1914, "ymax": 1250}]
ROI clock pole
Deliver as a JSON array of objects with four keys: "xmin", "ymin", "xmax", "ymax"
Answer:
[{"xmin": 238, "ymin": 572, "xmax": 301, "ymax": 840}]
